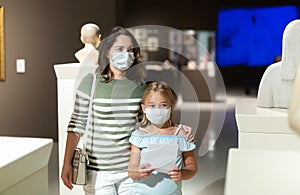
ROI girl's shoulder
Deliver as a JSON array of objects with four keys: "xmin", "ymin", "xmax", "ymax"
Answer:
[{"xmin": 129, "ymin": 126, "xmax": 150, "ymax": 148}]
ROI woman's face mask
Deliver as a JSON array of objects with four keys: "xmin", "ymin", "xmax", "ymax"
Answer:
[
  {"xmin": 145, "ymin": 108, "xmax": 171, "ymax": 125},
  {"xmin": 111, "ymin": 52, "xmax": 135, "ymax": 71}
]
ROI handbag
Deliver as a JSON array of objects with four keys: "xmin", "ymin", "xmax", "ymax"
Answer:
[
  {"xmin": 72, "ymin": 148, "xmax": 88, "ymax": 185},
  {"xmin": 72, "ymin": 73, "xmax": 96, "ymax": 185}
]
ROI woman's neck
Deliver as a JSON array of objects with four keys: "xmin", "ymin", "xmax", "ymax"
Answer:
[
  {"xmin": 113, "ymin": 72, "xmax": 126, "ymax": 79},
  {"xmin": 110, "ymin": 64, "xmax": 126, "ymax": 79}
]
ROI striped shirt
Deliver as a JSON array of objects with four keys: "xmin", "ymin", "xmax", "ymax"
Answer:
[{"xmin": 68, "ymin": 73, "xmax": 146, "ymax": 171}]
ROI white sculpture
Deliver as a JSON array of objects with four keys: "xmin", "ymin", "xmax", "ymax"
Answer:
[
  {"xmin": 289, "ymin": 64, "xmax": 300, "ymax": 134},
  {"xmin": 75, "ymin": 23, "xmax": 101, "ymax": 65},
  {"xmin": 257, "ymin": 19, "xmax": 300, "ymax": 108}
]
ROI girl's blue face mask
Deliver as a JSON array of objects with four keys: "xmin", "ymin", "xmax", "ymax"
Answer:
[{"xmin": 111, "ymin": 52, "xmax": 135, "ymax": 71}]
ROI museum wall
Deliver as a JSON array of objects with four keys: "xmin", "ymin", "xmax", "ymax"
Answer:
[
  {"xmin": 123, "ymin": 1, "xmax": 298, "ymax": 31},
  {"xmin": 0, "ymin": 0, "xmax": 298, "ymax": 142},
  {"xmin": 122, "ymin": 0, "xmax": 300, "ymax": 87},
  {"xmin": 0, "ymin": 0, "xmax": 118, "ymax": 141}
]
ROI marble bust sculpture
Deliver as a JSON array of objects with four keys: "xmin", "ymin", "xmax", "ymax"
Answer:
[
  {"xmin": 257, "ymin": 19, "xmax": 300, "ymax": 108},
  {"xmin": 75, "ymin": 23, "xmax": 101, "ymax": 65}
]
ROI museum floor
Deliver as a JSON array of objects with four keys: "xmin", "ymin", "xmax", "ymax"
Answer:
[{"xmin": 48, "ymin": 86, "xmax": 256, "ymax": 195}]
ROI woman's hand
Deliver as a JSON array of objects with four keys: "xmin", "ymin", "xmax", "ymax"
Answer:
[
  {"xmin": 61, "ymin": 163, "xmax": 73, "ymax": 190},
  {"xmin": 168, "ymin": 167, "xmax": 182, "ymax": 182},
  {"xmin": 182, "ymin": 125, "xmax": 195, "ymax": 142},
  {"xmin": 61, "ymin": 132, "xmax": 80, "ymax": 190}
]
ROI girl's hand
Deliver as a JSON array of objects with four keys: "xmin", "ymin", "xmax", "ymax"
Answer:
[
  {"xmin": 137, "ymin": 163, "xmax": 155, "ymax": 179},
  {"xmin": 182, "ymin": 125, "xmax": 195, "ymax": 142},
  {"xmin": 168, "ymin": 167, "xmax": 182, "ymax": 182}
]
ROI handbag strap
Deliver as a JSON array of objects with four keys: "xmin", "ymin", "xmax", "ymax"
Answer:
[{"xmin": 82, "ymin": 73, "xmax": 96, "ymax": 152}]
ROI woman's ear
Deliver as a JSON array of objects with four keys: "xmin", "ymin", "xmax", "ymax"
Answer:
[
  {"xmin": 105, "ymin": 50, "xmax": 110, "ymax": 58},
  {"xmin": 106, "ymin": 50, "xmax": 112, "ymax": 63}
]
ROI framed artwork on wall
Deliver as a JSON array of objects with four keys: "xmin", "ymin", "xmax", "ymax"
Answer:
[{"xmin": 0, "ymin": 6, "xmax": 4, "ymax": 81}]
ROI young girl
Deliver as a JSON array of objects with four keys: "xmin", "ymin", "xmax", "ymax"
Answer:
[{"xmin": 128, "ymin": 81, "xmax": 198, "ymax": 195}]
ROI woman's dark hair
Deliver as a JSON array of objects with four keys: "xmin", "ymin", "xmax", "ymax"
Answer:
[{"xmin": 96, "ymin": 26, "xmax": 143, "ymax": 82}]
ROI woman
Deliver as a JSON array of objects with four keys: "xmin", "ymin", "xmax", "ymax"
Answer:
[{"xmin": 62, "ymin": 26, "xmax": 145, "ymax": 195}]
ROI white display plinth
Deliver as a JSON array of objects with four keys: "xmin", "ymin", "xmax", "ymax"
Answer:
[
  {"xmin": 0, "ymin": 136, "xmax": 53, "ymax": 195},
  {"xmin": 235, "ymin": 98, "xmax": 300, "ymax": 150},
  {"xmin": 224, "ymin": 148, "xmax": 300, "ymax": 195},
  {"xmin": 54, "ymin": 63, "xmax": 97, "ymax": 195}
]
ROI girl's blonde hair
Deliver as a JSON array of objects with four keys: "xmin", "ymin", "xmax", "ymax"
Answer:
[{"xmin": 140, "ymin": 81, "xmax": 177, "ymax": 126}]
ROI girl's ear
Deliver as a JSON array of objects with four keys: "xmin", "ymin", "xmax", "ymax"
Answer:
[{"xmin": 141, "ymin": 104, "xmax": 146, "ymax": 113}]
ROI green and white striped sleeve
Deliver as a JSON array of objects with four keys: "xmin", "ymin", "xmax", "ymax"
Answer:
[{"xmin": 67, "ymin": 73, "xmax": 94, "ymax": 136}]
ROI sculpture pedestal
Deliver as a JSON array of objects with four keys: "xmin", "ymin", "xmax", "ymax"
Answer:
[
  {"xmin": 224, "ymin": 98, "xmax": 300, "ymax": 195},
  {"xmin": 235, "ymin": 98, "xmax": 300, "ymax": 150},
  {"xmin": 54, "ymin": 63, "xmax": 97, "ymax": 195},
  {"xmin": 225, "ymin": 148, "xmax": 300, "ymax": 195},
  {"xmin": 0, "ymin": 137, "xmax": 53, "ymax": 195}
]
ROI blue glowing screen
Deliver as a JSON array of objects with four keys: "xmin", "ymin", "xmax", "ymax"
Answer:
[{"xmin": 216, "ymin": 6, "xmax": 298, "ymax": 67}]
